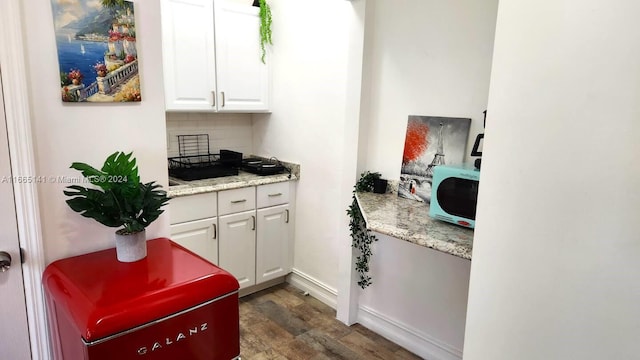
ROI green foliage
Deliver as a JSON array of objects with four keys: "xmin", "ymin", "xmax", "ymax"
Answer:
[
  {"xmin": 354, "ymin": 171, "xmax": 381, "ymax": 192},
  {"xmin": 64, "ymin": 152, "xmax": 170, "ymax": 234},
  {"xmin": 100, "ymin": 0, "xmax": 133, "ymax": 23},
  {"xmin": 101, "ymin": 0, "xmax": 126, "ymax": 8},
  {"xmin": 258, "ymin": 0, "xmax": 273, "ymax": 64},
  {"xmin": 61, "ymin": 87, "xmax": 79, "ymax": 102},
  {"xmin": 60, "ymin": 72, "xmax": 71, "ymax": 86},
  {"xmin": 346, "ymin": 171, "xmax": 381, "ymax": 289}
]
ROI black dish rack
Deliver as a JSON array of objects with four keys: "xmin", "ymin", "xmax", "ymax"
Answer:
[{"xmin": 168, "ymin": 135, "xmax": 240, "ymax": 181}]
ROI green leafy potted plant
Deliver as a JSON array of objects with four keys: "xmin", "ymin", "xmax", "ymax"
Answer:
[{"xmin": 64, "ymin": 151, "xmax": 170, "ymax": 262}]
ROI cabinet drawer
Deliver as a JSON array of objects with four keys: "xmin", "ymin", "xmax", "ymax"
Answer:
[
  {"xmin": 257, "ymin": 182, "xmax": 290, "ymax": 208},
  {"xmin": 218, "ymin": 187, "xmax": 256, "ymax": 215},
  {"xmin": 170, "ymin": 192, "xmax": 217, "ymax": 224}
]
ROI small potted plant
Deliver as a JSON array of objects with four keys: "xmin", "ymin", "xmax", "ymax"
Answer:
[
  {"xmin": 124, "ymin": 54, "xmax": 136, "ymax": 64},
  {"xmin": 94, "ymin": 62, "xmax": 108, "ymax": 77},
  {"xmin": 64, "ymin": 152, "xmax": 170, "ymax": 262},
  {"xmin": 68, "ymin": 69, "xmax": 84, "ymax": 85},
  {"xmin": 108, "ymin": 29, "xmax": 123, "ymax": 42}
]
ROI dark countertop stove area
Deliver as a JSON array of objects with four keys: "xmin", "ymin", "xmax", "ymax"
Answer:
[
  {"xmin": 167, "ymin": 135, "xmax": 297, "ymax": 191},
  {"xmin": 240, "ymin": 157, "xmax": 288, "ymax": 176},
  {"xmin": 168, "ymin": 149, "xmax": 290, "ymax": 181}
]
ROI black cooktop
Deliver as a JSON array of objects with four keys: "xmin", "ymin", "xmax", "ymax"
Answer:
[{"xmin": 241, "ymin": 158, "xmax": 287, "ymax": 176}]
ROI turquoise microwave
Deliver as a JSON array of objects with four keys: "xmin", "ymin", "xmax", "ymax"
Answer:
[{"xmin": 429, "ymin": 165, "xmax": 479, "ymax": 228}]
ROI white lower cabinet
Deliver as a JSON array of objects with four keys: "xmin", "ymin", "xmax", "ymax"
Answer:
[
  {"xmin": 218, "ymin": 210, "xmax": 256, "ymax": 289},
  {"xmin": 169, "ymin": 183, "xmax": 294, "ymax": 292},
  {"xmin": 170, "ymin": 217, "xmax": 218, "ymax": 265},
  {"xmin": 169, "ymin": 192, "xmax": 218, "ymax": 264},
  {"xmin": 256, "ymin": 204, "xmax": 290, "ymax": 283}
]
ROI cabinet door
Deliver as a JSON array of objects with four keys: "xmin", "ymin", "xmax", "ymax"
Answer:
[
  {"xmin": 161, "ymin": 0, "xmax": 217, "ymax": 111},
  {"xmin": 170, "ymin": 217, "xmax": 218, "ymax": 265},
  {"xmin": 256, "ymin": 204, "xmax": 290, "ymax": 284},
  {"xmin": 214, "ymin": 1, "xmax": 270, "ymax": 112},
  {"xmin": 219, "ymin": 210, "xmax": 256, "ymax": 289}
]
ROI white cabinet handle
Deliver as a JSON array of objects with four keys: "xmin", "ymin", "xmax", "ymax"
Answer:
[
  {"xmin": 285, "ymin": 209, "xmax": 289, "ymax": 223},
  {"xmin": 221, "ymin": 91, "xmax": 225, "ymax": 107},
  {"xmin": 268, "ymin": 193, "xmax": 282, "ymax": 197},
  {"xmin": 211, "ymin": 91, "xmax": 216, "ymax": 107},
  {"xmin": 251, "ymin": 215, "xmax": 256, "ymax": 230},
  {"xmin": 213, "ymin": 223, "xmax": 217, "ymax": 239},
  {"xmin": 230, "ymin": 199, "xmax": 246, "ymax": 204}
]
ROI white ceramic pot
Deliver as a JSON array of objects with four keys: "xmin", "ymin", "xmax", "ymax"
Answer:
[{"xmin": 115, "ymin": 229, "xmax": 147, "ymax": 262}]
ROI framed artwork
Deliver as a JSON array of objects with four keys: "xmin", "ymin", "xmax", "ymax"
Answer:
[
  {"xmin": 51, "ymin": 0, "xmax": 141, "ymax": 102},
  {"xmin": 399, "ymin": 115, "xmax": 471, "ymax": 203}
]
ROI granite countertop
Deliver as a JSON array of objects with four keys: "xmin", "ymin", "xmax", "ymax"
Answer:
[
  {"xmin": 168, "ymin": 161, "xmax": 300, "ymax": 198},
  {"xmin": 355, "ymin": 191, "xmax": 473, "ymax": 260}
]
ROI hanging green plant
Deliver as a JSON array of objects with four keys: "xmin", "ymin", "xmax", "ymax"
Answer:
[
  {"xmin": 346, "ymin": 171, "xmax": 381, "ymax": 289},
  {"xmin": 253, "ymin": 0, "xmax": 272, "ymax": 64}
]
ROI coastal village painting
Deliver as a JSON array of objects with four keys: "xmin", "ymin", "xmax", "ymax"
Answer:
[{"xmin": 51, "ymin": 0, "xmax": 141, "ymax": 102}]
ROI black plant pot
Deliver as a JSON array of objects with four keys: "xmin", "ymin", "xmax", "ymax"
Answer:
[
  {"xmin": 373, "ymin": 178, "xmax": 388, "ymax": 194},
  {"xmin": 252, "ymin": 0, "xmax": 260, "ymax": 7}
]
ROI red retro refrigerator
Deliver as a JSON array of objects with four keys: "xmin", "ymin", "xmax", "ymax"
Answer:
[{"xmin": 43, "ymin": 238, "xmax": 240, "ymax": 360}]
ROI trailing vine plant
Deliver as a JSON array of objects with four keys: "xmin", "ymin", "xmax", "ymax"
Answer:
[
  {"xmin": 255, "ymin": 0, "xmax": 273, "ymax": 64},
  {"xmin": 346, "ymin": 171, "xmax": 381, "ymax": 289}
]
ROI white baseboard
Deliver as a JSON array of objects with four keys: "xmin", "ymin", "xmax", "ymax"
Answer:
[
  {"xmin": 357, "ymin": 305, "xmax": 463, "ymax": 360},
  {"xmin": 239, "ymin": 276, "xmax": 286, "ymax": 298},
  {"xmin": 286, "ymin": 268, "xmax": 338, "ymax": 309},
  {"xmin": 286, "ymin": 270, "xmax": 462, "ymax": 360}
]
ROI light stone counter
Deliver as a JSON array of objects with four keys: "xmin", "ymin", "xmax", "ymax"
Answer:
[
  {"xmin": 355, "ymin": 191, "xmax": 473, "ymax": 260},
  {"xmin": 168, "ymin": 161, "xmax": 300, "ymax": 198}
]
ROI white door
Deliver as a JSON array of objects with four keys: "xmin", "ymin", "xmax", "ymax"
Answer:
[
  {"xmin": 256, "ymin": 204, "xmax": 290, "ymax": 284},
  {"xmin": 218, "ymin": 210, "xmax": 256, "ymax": 289},
  {"xmin": 0, "ymin": 69, "xmax": 32, "ymax": 358},
  {"xmin": 161, "ymin": 0, "xmax": 217, "ymax": 111},
  {"xmin": 214, "ymin": 1, "xmax": 270, "ymax": 112},
  {"xmin": 170, "ymin": 217, "xmax": 218, "ymax": 265}
]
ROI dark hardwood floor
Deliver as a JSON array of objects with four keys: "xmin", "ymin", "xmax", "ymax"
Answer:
[{"xmin": 239, "ymin": 283, "xmax": 422, "ymax": 360}]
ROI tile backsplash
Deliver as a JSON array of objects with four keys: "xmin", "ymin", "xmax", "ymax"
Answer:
[{"xmin": 166, "ymin": 112, "xmax": 253, "ymax": 157}]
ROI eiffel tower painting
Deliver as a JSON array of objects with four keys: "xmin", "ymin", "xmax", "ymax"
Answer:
[
  {"xmin": 399, "ymin": 116, "xmax": 471, "ymax": 203},
  {"xmin": 426, "ymin": 122, "xmax": 446, "ymax": 178}
]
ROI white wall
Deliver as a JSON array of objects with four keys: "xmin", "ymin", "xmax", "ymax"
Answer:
[
  {"xmin": 252, "ymin": 0, "xmax": 357, "ymax": 295},
  {"xmin": 360, "ymin": 0, "xmax": 498, "ymax": 180},
  {"xmin": 358, "ymin": 234, "xmax": 471, "ymax": 360},
  {"xmin": 464, "ymin": 1, "xmax": 640, "ymax": 359},
  {"xmin": 23, "ymin": 0, "xmax": 169, "ymax": 264},
  {"xmin": 352, "ymin": 1, "xmax": 497, "ymax": 357},
  {"xmin": 166, "ymin": 113, "xmax": 253, "ymax": 157}
]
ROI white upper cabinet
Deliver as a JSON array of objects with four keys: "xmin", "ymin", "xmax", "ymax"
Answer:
[
  {"xmin": 214, "ymin": 2, "xmax": 270, "ymax": 112},
  {"xmin": 161, "ymin": 0, "xmax": 270, "ymax": 112},
  {"xmin": 161, "ymin": 0, "xmax": 217, "ymax": 110}
]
